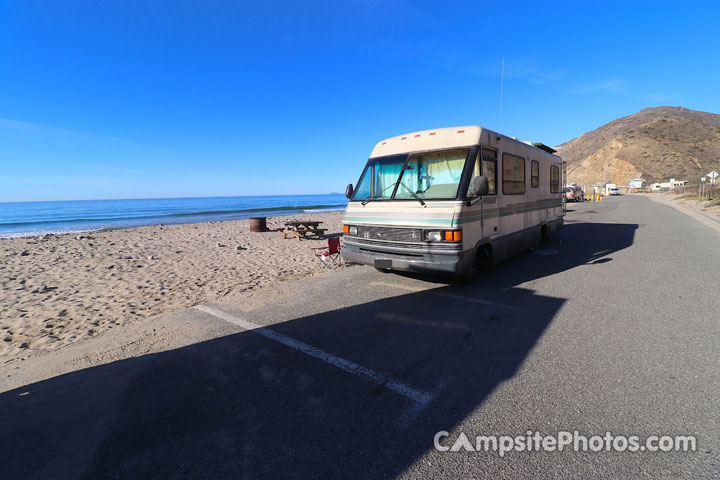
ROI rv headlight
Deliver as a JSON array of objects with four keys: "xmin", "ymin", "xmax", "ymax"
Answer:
[
  {"xmin": 424, "ymin": 230, "xmax": 442, "ymax": 242},
  {"xmin": 348, "ymin": 226, "xmax": 358, "ymax": 235}
]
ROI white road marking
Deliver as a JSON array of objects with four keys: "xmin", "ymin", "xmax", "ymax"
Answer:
[
  {"xmin": 194, "ymin": 304, "xmax": 433, "ymax": 404},
  {"xmin": 399, "ymin": 375, "xmax": 454, "ymax": 428},
  {"xmin": 370, "ymin": 281, "xmax": 521, "ymax": 311}
]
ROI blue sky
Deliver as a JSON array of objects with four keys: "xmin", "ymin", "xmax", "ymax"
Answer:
[{"xmin": 1, "ymin": 0, "xmax": 719, "ymax": 202}]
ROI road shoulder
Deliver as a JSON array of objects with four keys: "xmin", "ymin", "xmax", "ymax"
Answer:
[{"xmin": 648, "ymin": 193, "xmax": 720, "ymax": 236}]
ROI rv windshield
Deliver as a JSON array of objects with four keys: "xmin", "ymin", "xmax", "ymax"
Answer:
[
  {"xmin": 352, "ymin": 155, "xmax": 407, "ymax": 201},
  {"xmin": 395, "ymin": 149, "xmax": 468, "ymax": 200},
  {"xmin": 351, "ymin": 148, "xmax": 470, "ymax": 202}
]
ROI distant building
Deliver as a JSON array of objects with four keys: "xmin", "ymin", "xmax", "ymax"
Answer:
[{"xmin": 650, "ymin": 180, "xmax": 688, "ymax": 191}]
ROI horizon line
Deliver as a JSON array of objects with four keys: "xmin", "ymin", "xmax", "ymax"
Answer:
[{"xmin": 0, "ymin": 192, "xmax": 344, "ymax": 205}]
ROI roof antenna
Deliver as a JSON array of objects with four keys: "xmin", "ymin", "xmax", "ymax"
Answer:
[{"xmin": 498, "ymin": 57, "xmax": 504, "ymax": 132}]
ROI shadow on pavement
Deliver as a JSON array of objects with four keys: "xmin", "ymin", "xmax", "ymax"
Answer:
[{"xmin": 0, "ymin": 222, "xmax": 637, "ymax": 479}]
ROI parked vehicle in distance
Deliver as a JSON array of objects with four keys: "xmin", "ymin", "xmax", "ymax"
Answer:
[
  {"xmin": 564, "ymin": 185, "xmax": 584, "ymax": 202},
  {"xmin": 609, "ymin": 187, "xmax": 620, "ymax": 195},
  {"xmin": 341, "ymin": 126, "xmax": 565, "ymax": 278}
]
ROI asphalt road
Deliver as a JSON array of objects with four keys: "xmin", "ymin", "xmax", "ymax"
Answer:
[{"xmin": 2, "ymin": 195, "xmax": 719, "ymax": 479}]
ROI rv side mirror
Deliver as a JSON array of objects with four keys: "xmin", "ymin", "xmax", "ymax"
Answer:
[
  {"xmin": 470, "ymin": 175, "xmax": 489, "ymax": 197},
  {"xmin": 345, "ymin": 183, "xmax": 354, "ymax": 199}
]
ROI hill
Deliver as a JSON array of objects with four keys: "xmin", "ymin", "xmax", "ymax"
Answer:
[{"xmin": 557, "ymin": 106, "xmax": 720, "ymax": 186}]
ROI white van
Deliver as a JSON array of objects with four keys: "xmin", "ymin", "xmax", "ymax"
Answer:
[{"xmin": 341, "ymin": 126, "xmax": 565, "ymax": 277}]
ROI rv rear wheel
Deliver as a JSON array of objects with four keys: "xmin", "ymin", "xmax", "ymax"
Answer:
[{"xmin": 539, "ymin": 225, "xmax": 548, "ymax": 246}]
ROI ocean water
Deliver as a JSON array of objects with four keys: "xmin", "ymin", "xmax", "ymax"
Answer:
[{"xmin": 0, "ymin": 194, "xmax": 348, "ymax": 239}]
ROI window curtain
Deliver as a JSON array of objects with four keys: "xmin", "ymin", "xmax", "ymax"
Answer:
[
  {"xmin": 425, "ymin": 153, "xmax": 465, "ymax": 185},
  {"xmin": 374, "ymin": 162, "xmax": 403, "ymax": 196}
]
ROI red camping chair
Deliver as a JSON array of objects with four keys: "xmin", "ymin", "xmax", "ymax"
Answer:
[{"xmin": 311, "ymin": 237, "xmax": 343, "ymax": 268}]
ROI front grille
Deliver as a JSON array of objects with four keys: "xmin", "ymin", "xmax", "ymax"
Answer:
[
  {"xmin": 358, "ymin": 248, "xmax": 424, "ymax": 258},
  {"xmin": 346, "ymin": 237, "xmax": 461, "ymax": 251},
  {"xmin": 356, "ymin": 226, "xmax": 423, "ymax": 242}
]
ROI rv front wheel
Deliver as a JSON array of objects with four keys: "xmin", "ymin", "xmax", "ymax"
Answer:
[{"xmin": 460, "ymin": 245, "xmax": 491, "ymax": 284}]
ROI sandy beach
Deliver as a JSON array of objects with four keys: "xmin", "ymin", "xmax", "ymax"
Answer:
[{"xmin": 0, "ymin": 212, "xmax": 345, "ymax": 362}]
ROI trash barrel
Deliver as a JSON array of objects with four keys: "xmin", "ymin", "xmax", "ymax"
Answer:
[{"xmin": 249, "ymin": 217, "xmax": 267, "ymax": 232}]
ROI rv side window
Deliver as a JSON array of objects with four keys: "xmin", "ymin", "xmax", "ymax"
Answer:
[
  {"xmin": 502, "ymin": 153, "xmax": 525, "ymax": 195},
  {"xmin": 550, "ymin": 165, "xmax": 560, "ymax": 193},
  {"xmin": 531, "ymin": 160, "xmax": 539, "ymax": 188},
  {"xmin": 467, "ymin": 147, "xmax": 497, "ymax": 197}
]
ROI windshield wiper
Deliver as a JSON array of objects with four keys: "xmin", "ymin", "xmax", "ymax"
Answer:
[
  {"xmin": 398, "ymin": 181, "xmax": 426, "ymax": 206},
  {"xmin": 361, "ymin": 181, "xmax": 400, "ymax": 205}
]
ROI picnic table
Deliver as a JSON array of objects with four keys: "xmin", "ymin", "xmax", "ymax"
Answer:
[{"xmin": 280, "ymin": 220, "xmax": 327, "ymax": 240}]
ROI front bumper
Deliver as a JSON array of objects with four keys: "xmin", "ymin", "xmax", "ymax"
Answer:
[{"xmin": 341, "ymin": 237, "xmax": 471, "ymax": 274}]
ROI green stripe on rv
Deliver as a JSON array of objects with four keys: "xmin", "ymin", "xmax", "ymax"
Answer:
[
  {"xmin": 343, "ymin": 216, "xmax": 453, "ymax": 226},
  {"xmin": 455, "ymin": 203, "xmax": 562, "ymax": 223}
]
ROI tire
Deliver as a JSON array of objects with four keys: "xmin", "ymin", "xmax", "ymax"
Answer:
[
  {"xmin": 539, "ymin": 225, "xmax": 548, "ymax": 246},
  {"xmin": 459, "ymin": 245, "xmax": 491, "ymax": 284}
]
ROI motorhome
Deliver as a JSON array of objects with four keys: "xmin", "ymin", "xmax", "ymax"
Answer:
[
  {"xmin": 341, "ymin": 126, "xmax": 565, "ymax": 277},
  {"xmin": 564, "ymin": 183, "xmax": 585, "ymax": 202}
]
